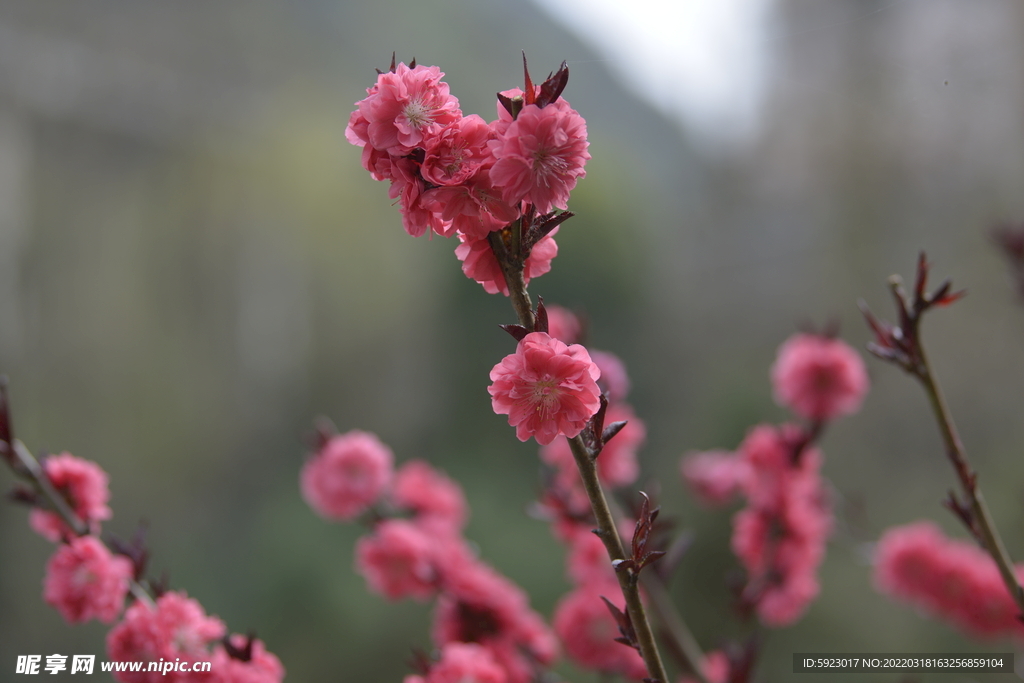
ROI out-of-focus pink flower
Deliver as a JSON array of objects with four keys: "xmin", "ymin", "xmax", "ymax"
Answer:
[
  {"xmin": 590, "ymin": 350, "xmax": 630, "ymax": 403},
  {"xmin": 348, "ymin": 63, "xmax": 462, "ymax": 156},
  {"xmin": 544, "ymin": 305, "xmax": 581, "ymax": 345},
  {"xmin": 678, "ymin": 650, "xmax": 729, "ymax": 683},
  {"xmin": 355, "ymin": 519, "xmax": 438, "ymax": 602},
  {"xmin": 432, "ymin": 546, "xmax": 557, "ymax": 683},
  {"xmin": 426, "ymin": 643, "xmax": 507, "ymax": 683},
  {"xmin": 489, "ymin": 101, "xmax": 590, "ymax": 213},
  {"xmin": 552, "ymin": 581, "xmax": 647, "ymax": 681},
  {"xmin": 209, "ymin": 635, "xmax": 285, "ymax": 683},
  {"xmin": 392, "ymin": 460, "xmax": 467, "ymax": 535},
  {"xmin": 874, "ymin": 521, "xmax": 1024, "ymax": 639},
  {"xmin": 680, "ymin": 450, "xmax": 748, "ymax": 508},
  {"xmin": 300, "ymin": 430, "xmax": 393, "ymax": 521},
  {"xmin": 454, "ymin": 230, "xmax": 558, "ymax": 296},
  {"xmin": 43, "ymin": 535, "xmax": 132, "ymax": 624},
  {"xmin": 729, "ymin": 424, "xmax": 832, "ymax": 627},
  {"xmin": 771, "ymin": 333, "xmax": 869, "ymax": 421},
  {"xmin": 29, "ymin": 452, "xmax": 113, "ymax": 542},
  {"xmin": 565, "ymin": 529, "xmax": 614, "ymax": 585},
  {"xmin": 488, "ymin": 332, "xmax": 601, "ymax": 445},
  {"xmin": 106, "ymin": 591, "xmax": 225, "ymax": 683}
]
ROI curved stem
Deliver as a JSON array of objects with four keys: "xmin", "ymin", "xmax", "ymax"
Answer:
[
  {"xmin": 915, "ymin": 345, "xmax": 1024, "ymax": 615},
  {"xmin": 567, "ymin": 435, "xmax": 670, "ymax": 683}
]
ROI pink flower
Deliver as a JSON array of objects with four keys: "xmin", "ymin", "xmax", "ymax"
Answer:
[
  {"xmin": 591, "ymin": 350, "xmax": 631, "ymax": 403},
  {"xmin": 488, "ymin": 332, "xmax": 601, "ymax": 445},
  {"xmin": 728, "ymin": 424, "xmax": 833, "ymax": 627},
  {"xmin": 432, "ymin": 546, "xmax": 557, "ymax": 683},
  {"xmin": 426, "ymin": 643, "xmax": 507, "ymax": 683},
  {"xmin": 454, "ymin": 230, "xmax": 558, "ymax": 296},
  {"xmin": 389, "ymin": 156, "xmax": 454, "ymax": 238},
  {"xmin": 209, "ymin": 635, "xmax": 284, "ymax": 683},
  {"xmin": 349, "ymin": 63, "xmax": 462, "ymax": 156},
  {"xmin": 300, "ymin": 430, "xmax": 393, "ymax": 521},
  {"xmin": 552, "ymin": 581, "xmax": 647, "ymax": 680},
  {"xmin": 29, "ymin": 452, "xmax": 112, "ymax": 542},
  {"xmin": 422, "ymin": 174, "xmax": 518, "ymax": 240},
  {"xmin": 680, "ymin": 450, "xmax": 748, "ymax": 508},
  {"xmin": 43, "ymin": 535, "xmax": 133, "ymax": 624},
  {"xmin": 544, "ymin": 305, "xmax": 581, "ymax": 344},
  {"xmin": 565, "ymin": 529, "xmax": 614, "ymax": 585},
  {"xmin": 489, "ymin": 101, "xmax": 590, "ymax": 213},
  {"xmin": 355, "ymin": 519, "xmax": 438, "ymax": 601},
  {"xmin": 392, "ymin": 460, "xmax": 467, "ymax": 534},
  {"xmin": 421, "ymin": 115, "xmax": 494, "ymax": 187},
  {"xmin": 874, "ymin": 521, "xmax": 1024, "ymax": 639},
  {"xmin": 771, "ymin": 333, "xmax": 869, "ymax": 421},
  {"xmin": 106, "ymin": 591, "xmax": 225, "ymax": 683}
]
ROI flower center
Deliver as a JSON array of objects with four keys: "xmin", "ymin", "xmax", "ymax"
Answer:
[
  {"xmin": 531, "ymin": 379, "xmax": 561, "ymax": 415},
  {"xmin": 531, "ymin": 149, "xmax": 568, "ymax": 184},
  {"xmin": 403, "ymin": 98, "xmax": 433, "ymax": 129}
]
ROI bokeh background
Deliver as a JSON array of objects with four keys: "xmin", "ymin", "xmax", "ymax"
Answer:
[{"xmin": 2, "ymin": 0, "xmax": 1024, "ymax": 680}]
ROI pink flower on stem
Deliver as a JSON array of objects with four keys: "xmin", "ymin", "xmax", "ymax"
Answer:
[
  {"xmin": 106, "ymin": 591, "xmax": 225, "ymax": 683},
  {"xmin": 544, "ymin": 305, "xmax": 581, "ymax": 345},
  {"xmin": 488, "ymin": 332, "xmax": 601, "ymax": 445},
  {"xmin": 300, "ymin": 430, "xmax": 393, "ymax": 521},
  {"xmin": 29, "ymin": 452, "xmax": 112, "ymax": 542},
  {"xmin": 420, "ymin": 115, "xmax": 494, "ymax": 187},
  {"xmin": 540, "ymin": 403, "xmax": 643, "ymax": 488},
  {"xmin": 552, "ymin": 581, "xmax": 647, "ymax": 681},
  {"xmin": 423, "ymin": 174, "xmax": 518, "ymax": 240},
  {"xmin": 392, "ymin": 459, "xmax": 467, "ymax": 535},
  {"xmin": 388, "ymin": 156, "xmax": 454, "ymax": 238},
  {"xmin": 771, "ymin": 333, "xmax": 869, "ymax": 421},
  {"xmin": 454, "ymin": 230, "xmax": 558, "ymax": 296},
  {"xmin": 42, "ymin": 535, "xmax": 133, "ymax": 624},
  {"xmin": 348, "ymin": 63, "xmax": 462, "ymax": 157},
  {"xmin": 489, "ymin": 100, "xmax": 590, "ymax": 213},
  {"xmin": 355, "ymin": 519, "xmax": 438, "ymax": 602},
  {"xmin": 874, "ymin": 521, "xmax": 1024, "ymax": 639},
  {"xmin": 209, "ymin": 635, "xmax": 285, "ymax": 683}
]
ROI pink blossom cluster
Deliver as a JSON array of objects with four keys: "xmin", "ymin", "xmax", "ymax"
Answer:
[
  {"xmin": 873, "ymin": 521, "xmax": 1024, "ymax": 640},
  {"xmin": 20, "ymin": 451, "xmax": 283, "ymax": 682},
  {"xmin": 683, "ymin": 424, "xmax": 833, "ymax": 626},
  {"xmin": 346, "ymin": 61, "xmax": 589, "ymax": 295},
  {"xmin": 302, "ymin": 429, "xmax": 557, "ymax": 683}
]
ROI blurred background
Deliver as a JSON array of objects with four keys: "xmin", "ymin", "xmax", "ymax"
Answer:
[{"xmin": 2, "ymin": 0, "xmax": 1024, "ymax": 680}]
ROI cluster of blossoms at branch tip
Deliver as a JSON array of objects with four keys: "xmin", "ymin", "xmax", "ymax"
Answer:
[
  {"xmin": 345, "ymin": 57, "xmax": 588, "ymax": 295},
  {"xmin": 302, "ymin": 427, "xmax": 556, "ymax": 683},
  {"xmin": 12, "ymin": 447, "xmax": 284, "ymax": 683},
  {"xmin": 681, "ymin": 332, "xmax": 868, "ymax": 627},
  {"xmin": 874, "ymin": 521, "xmax": 1024, "ymax": 640}
]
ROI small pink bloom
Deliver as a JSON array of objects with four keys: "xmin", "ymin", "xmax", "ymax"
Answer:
[
  {"xmin": 771, "ymin": 333, "xmax": 869, "ymax": 421},
  {"xmin": 43, "ymin": 535, "xmax": 133, "ymax": 624},
  {"xmin": 351, "ymin": 63, "xmax": 462, "ymax": 156},
  {"xmin": 488, "ymin": 332, "xmax": 601, "ymax": 445},
  {"xmin": 680, "ymin": 450, "xmax": 748, "ymax": 508},
  {"xmin": 552, "ymin": 581, "xmax": 648, "ymax": 680},
  {"xmin": 29, "ymin": 452, "xmax": 112, "ymax": 542},
  {"xmin": 392, "ymin": 460, "xmax": 467, "ymax": 534},
  {"xmin": 106, "ymin": 591, "xmax": 225, "ymax": 683},
  {"xmin": 389, "ymin": 157, "xmax": 454, "ymax": 238},
  {"xmin": 544, "ymin": 305, "xmax": 581, "ymax": 344},
  {"xmin": 209, "ymin": 635, "xmax": 285, "ymax": 683},
  {"xmin": 355, "ymin": 519, "xmax": 438, "ymax": 601},
  {"xmin": 590, "ymin": 350, "xmax": 631, "ymax": 403},
  {"xmin": 426, "ymin": 643, "xmax": 507, "ymax": 683},
  {"xmin": 454, "ymin": 230, "xmax": 558, "ymax": 296},
  {"xmin": 423, "ymin": 174, "xmax": 518, "ymax": 240},
  {"xmin": 489, "ymin": 101, "xmax": 590, "ymax": 213},
  {"xmin": 300, "ymin": 430, "xmax": 393, "ymax": 521},
  {"xmin": 874, "ymin": 521, "xmax": 1024, "ymax": 639}
]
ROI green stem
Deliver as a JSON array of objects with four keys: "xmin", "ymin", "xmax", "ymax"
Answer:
[{"xmin": 914, "ymin": 345, "xmax": 1024, "ymax": 615}]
